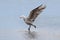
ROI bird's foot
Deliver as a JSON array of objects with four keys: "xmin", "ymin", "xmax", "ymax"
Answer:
[
  {"xmin": 32, "ymin": 24, "xmax": 36, "ymax": 28},
  {"xmin": 34, "ymin": 25, "xmax": 36, "ymax": 28},
  {"xmin": 28, "ymin": 28, "xmax": 30, "ymax": 31}
]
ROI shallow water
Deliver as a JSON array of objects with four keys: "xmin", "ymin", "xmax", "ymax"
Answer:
[{"xmin": 0, "ymin": 27, "xmax": 60, "ymax": 40}]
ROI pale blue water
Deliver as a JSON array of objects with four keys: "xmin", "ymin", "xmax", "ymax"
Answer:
[
  {"xmin": 0, "ymin": 16, "xmax": 60, "ymax": 40},
  {"xmin": 0, "ymin": 0, "xmax": 60, "ymax": 40}
]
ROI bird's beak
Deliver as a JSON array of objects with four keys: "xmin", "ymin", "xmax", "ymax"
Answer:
[{"xmin": 19, "ymin": 16, "xmax": 22, "ymax": 19}]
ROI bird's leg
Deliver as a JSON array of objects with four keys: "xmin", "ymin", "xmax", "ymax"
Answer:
[
  {"xmin": 28, "ymin": 25, "xmax": 31, "ymax": 31},
  {"xmin": 31, "ymin": 24, "xmax": 36, "ymax": 28}
]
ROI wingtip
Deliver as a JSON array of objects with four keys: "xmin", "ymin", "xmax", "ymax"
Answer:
[
  {"xmin": 38, "ymin": 4, "xmax": 46, "ymax": 9},
  {"xmin": 40, "ymin": 4, "xmax": 46, "ymax": 7}
]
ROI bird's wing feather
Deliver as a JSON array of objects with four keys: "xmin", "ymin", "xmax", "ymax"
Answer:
[{"xmin": 28, "ymin": 4, "xmax": 46, "ymax": 22}]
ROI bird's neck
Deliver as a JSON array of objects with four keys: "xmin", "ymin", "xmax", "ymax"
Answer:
[{"xmin": 23, "ymin": 17, "xmax": 26, "ymax": 21}]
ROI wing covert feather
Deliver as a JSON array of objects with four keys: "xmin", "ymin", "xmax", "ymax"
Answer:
[{"xmin": 28, "ymin": 4, "xmax": 46, "ymax": 21}]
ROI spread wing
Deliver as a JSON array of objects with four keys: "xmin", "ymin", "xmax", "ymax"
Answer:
[{"xmin": 27, "ymin": 4, "xmax": 46, "ymax": 22}]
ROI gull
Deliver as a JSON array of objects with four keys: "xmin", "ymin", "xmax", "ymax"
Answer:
[{"xmin": 20, "ymin": 4, "xmax": 46, "ymax": 31}]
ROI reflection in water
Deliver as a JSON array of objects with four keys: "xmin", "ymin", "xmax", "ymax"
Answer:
[
  {"xmin": 18, "ymin": 28, "xmax": 60, "ymax": 40},
  {"xmin": 23, "ymin": 31, "xmax": 39, "ymax": 40}
]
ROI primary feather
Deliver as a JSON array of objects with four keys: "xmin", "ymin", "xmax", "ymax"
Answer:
[{"xmin": 27, "ymin": 4, "xmax": 46, "ymax": 22}]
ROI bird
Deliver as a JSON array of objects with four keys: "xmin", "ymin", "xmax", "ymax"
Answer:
[{"xmin": 20, "ymin": 4, "xmax": 46, "ymax": 31}]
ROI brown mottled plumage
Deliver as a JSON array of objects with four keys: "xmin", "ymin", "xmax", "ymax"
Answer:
[
  {"xmin": 28, "ymin": 4, "xmax": 46, "ymax": 22},
  {"xmin": 20, "ymin": 4, "xmax": 46, "ymax": 31}
]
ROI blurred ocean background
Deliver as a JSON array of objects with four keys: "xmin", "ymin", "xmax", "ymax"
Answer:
[{"xmin": 0, "ymin": 0, "xmax": 60, "ymax": 40}]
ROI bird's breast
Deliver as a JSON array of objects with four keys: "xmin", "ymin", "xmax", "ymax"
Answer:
[{"xmin": 24, "ymin": 19, "xmax": 33, "ymax": 25}]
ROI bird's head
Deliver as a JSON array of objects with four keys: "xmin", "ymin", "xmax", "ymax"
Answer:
[{"xmin": 19, "ymin": 15, "xmax": 26, "ymax": 21}]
